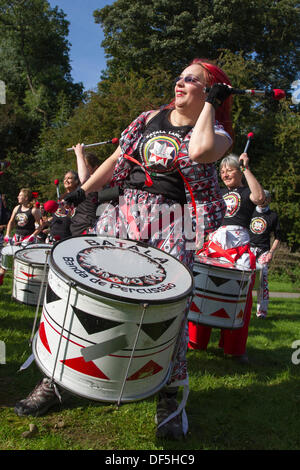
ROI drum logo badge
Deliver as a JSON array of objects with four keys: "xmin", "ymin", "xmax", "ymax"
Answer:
[
  {"xmin": 77, "ymin": 245, "xmax": 166, "ymax": 287},
  {"xmin": 60, "ymin": 238, "xmax": 178, "ymax": 297},
  {"xmin": 250, "ymin": 217, "xmax": 267, "ymax": 234},
  {"xmin": 223, "ymin": 192, "xmax": 241, "ymax": 218}
]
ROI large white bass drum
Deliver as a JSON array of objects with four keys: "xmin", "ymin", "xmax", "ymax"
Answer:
[{"xmin": 33, "ymin": 235, "xmax": 193, "ymax": 403}]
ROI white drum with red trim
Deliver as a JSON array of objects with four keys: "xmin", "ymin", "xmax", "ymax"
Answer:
[
  {"xmin": 0, "ymin": 245, "xmax": 23, "ymax": 270},
  {"xmin": 188, "ymin": 254, "xmax": 252, "ymax": 329},
  {"xmin": 12, "ymin": 246, "xmax": 51, "ymax": 305},
  {"xmin": 33, "ymin": 235, "xmax": 193, "ymax": 403}
]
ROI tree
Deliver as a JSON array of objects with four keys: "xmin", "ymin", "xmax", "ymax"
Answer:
[
  {"xmin": 95, "ymin": 0, "xmax": 299, "ymax": 90},
  {"xmin": 0, "ymin": 0, "xmax": 83, "ymax": 207},
  {"xmin": 93, "ymin": 0, "xmax": 299, "ymax": 248},
  {"xmin": 33, "ymin": 68, "xmax": 173, "ymax": 201},
  {"xmin": 0, "ymin": 0, "xmax": 82, "ymax": 122}
]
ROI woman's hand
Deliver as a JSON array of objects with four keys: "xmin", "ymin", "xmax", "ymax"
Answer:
[
  {"xmin": 239, "ymin": 152, "xmax": 250, "ymax": 170},
  {"xmin": 205, "ymin": 83, "xmax": 232, "ymax": 109},
  {"xmin": 72, "ymin": 143, "xmax": 86, "ymax": 157}
]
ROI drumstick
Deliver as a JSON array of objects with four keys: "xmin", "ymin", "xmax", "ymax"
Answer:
[
  {"xmin": 204, "ymin": 87, "xmax": 286, "ymax": 100},
  {"xmin": 54, "ymin": 179, "xmax": 60, "ymax": 200},
  {"xmin": 240, "ymin": 132, "xmax": 254, "ymax": 170},
  {"xmin": 243, "ymin": 132, "xmax": 254, "ymax": 153},
  {"xmin": 66, "ymin": 138, "xmax": 119, "ymax": 152}
]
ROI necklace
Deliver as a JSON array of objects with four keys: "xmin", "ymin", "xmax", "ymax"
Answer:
[{"xmin": 171, "ymin": 110, "xmax": 192, "ymax": 127}]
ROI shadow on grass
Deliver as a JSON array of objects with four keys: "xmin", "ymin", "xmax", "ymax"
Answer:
[{"xmin": 185, "ymin": 376, "xmax": 300, "ymax": 450}]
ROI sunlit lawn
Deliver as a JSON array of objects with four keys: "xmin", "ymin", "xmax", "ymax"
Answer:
[{"xmin": 1, "ymin": 273, "xmax": 299, "ymax": 450}]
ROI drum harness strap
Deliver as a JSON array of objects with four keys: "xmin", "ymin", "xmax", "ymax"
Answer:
[
  {"xmin": 197, "ymin": 240, "xmax": 256, "ymax": 270},
  {"xmin": 19, "ymin": 249, "xmax": 52, "ymax": 374},
  {"xmin": 123, "ymin": 154, "xmax": 200, "ymax": 233},
  {"xmin": 29, "ymin": 250, "xmax": 51, "ymax": 345},
  {"xmin": 122, "ymin": 153, "xmax": 195, "ymax": 435},
  {"xmin": 49, "ymin": 280, "xmax": 76, "ymax": 403}
]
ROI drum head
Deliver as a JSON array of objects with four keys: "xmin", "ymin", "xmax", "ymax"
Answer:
[
  {"xmin": 1, "ymin": 245, "xmax": 23, "ymax": 256},
  {"xmin": 50, "ymin": 235, "xmax": 193, "ymax": 304},
  {"xmin": 15, "ymin": 247, "xmax": 51, "ymax": 265}
]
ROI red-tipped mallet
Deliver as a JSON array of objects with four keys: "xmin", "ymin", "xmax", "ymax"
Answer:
[
  {"xmin": 66, "ymin": 138, "xmax": 119, "ymax": 152},
  {"xmin": 204, "ymin": 87, "xmax": 286, "ymax": 101},
  {"xmin": 54, "ymin": 179, "xmax": 60, "ymax": 200},
  {"xmin": 243, "ymin": 132, "xmax": 254, "ymax": 153},
  {"xmin": 44, "ymin": 200, "xmax": 59, "ymax": 213}
]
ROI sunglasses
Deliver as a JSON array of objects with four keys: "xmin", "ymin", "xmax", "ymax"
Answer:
[{"xmin": 174, "ymin": 75, "xmax": 203, "ymax": 85}]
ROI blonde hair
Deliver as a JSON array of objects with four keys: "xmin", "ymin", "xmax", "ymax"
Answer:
[{"xmin": 19, "ymin": 188, "xmax": 34, "ymax": 207}]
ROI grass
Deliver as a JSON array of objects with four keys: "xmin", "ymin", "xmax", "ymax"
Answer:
[
  {"xmin": 268, "ymin": 278, "xmax": 300, "ymax": 293},
  {"xmin": 0, "ymin": 271, "xmax": 300, "ymax": 451}
]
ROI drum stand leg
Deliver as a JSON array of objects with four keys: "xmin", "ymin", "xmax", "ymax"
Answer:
[
  {"xmin": 49, "ymin": 281, "xmax": 74, "ymax": 393},
  {"xmin": 29, "ymin": 251, "xmax": 50, "ymax": 346},
  {"xmin": 117, "ymin": 303, "xmax": 149, "ymax": 407}
]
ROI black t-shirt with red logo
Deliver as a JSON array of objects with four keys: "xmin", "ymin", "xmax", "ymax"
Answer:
[
  {"xmin": 124, "ymin": 109, "xmax": 192, "ymax": 204},
  {"xmin": 220, "ymin": 186, "xmax": 256, "ymax": 228},
  {"xmin": 249, "ymin": 208, "xmax": 281, "ymax": 251}
]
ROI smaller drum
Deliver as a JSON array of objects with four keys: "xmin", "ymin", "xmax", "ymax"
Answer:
[
  {"xmin": 12, "ymin": 246, "xmax": 51, "ymax": 305},
  {"xmin": 0, "ymin": 245, "xmax": 23, "ymax": 270},
  {"xmin": 24, "ymin": 243, "xmax": 51, "ymax": 250},
  {"xmin": 188, "ymin": 255, "xmax": 253, "ymax": 330}
]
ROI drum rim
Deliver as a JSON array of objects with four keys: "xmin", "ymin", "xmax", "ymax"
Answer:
[
  {"xmin": 24, "ymin": 243, "xmax": 52, "ymax": 249},
  {"xmin": 1, "ymin": 245, "xmax": 23, "ymax": 254},
  {"xmin": 14, "ymin": 246, "xmax": 52, "ymax": 265},
  {"xmin": 49, "ymin": 234, "xmax": 194, "ymax": 305},
  {"xmin": 194, "ymin": 255, "xmax": 252, "ymax": 273}
]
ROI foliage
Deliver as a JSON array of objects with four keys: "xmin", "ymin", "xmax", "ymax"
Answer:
[
  {"xmin": 268, "ymin": 101, "xmax": 300, "ymax": 251},
  {"xmin": 33, "ymin": 69, "xmax": 173, "ymax": 201},
  {"xmin": 0, "ymin": 0, "xmax": 83, "ymax": 207},
  {"xmin": 95, "ymin": 0, "xmax": 299, "ymax": 85}
]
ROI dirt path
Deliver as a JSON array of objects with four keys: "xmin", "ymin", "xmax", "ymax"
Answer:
[{"xmin": 253, "ymin": 291, "xmax": 300, "ymax": 298}]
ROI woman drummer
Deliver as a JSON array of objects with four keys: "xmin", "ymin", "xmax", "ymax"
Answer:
[
  {"xmin": 189, "ymin": 152, "xmax": 265, "ymax": 362},
  {"xmin": 14, "ymin": 58, "xmax": 234, "ymax": 440},
  {"xmin": 0, "ymin": 188, "xmax": 41, "ymax": 285},
  {"xmin": 42, "ymin": 170, "xmax": 80, "ymax": 243}
]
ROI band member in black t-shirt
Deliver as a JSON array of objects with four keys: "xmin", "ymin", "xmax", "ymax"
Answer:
[
  {"xmin": 250, "ymin": 190, "xmax": 281, "ymax": 318},
  {"xmin": 190, "ymin": 153, "xmax": 265, "ymax": 363},
  {"xmin": 0, "ymin": 188, "xmax": 41, "ymax": 285},
  {"xmin": 39, "ymin": 171, "xmax": 80, "ymax": 243}
]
